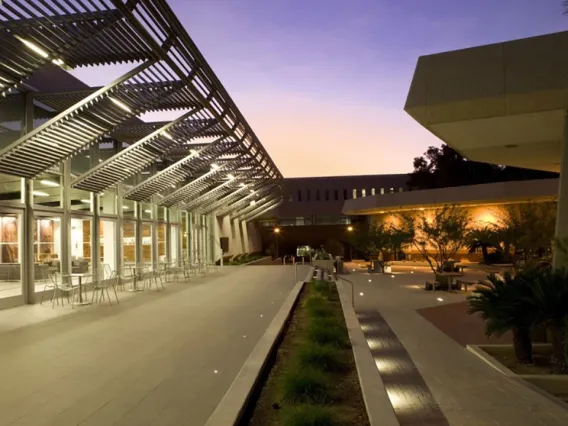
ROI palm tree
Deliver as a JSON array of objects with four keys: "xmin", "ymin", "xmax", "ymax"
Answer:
[
  {"xmin": 468, "ymin": 272, "xmax": 536, "ymax": 363},
  {"xmin": 468, "ymin": 225, "xmax": 501, "ymax": 264},
  {"xmin": 527, "ymin": 268, "xmax": 568, "ymax": 373}
]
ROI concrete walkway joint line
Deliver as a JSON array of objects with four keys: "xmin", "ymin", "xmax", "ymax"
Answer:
[
  {"xmin": 204, "ymin": 266, "xmax": 315, "ymax": 426},
  {"xmin": 336, "ymin": 280, "xmax": 399, "ymax": 426}
]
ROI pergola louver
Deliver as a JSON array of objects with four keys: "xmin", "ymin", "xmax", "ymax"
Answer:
[{"xmin": 0, "ymin": 0, "xmax": 281, "ymax": 212}]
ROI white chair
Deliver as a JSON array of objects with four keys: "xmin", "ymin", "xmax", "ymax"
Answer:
[
  {"xmin": 41, "ymin": 274, "xmax": 77, "ymax": 309},
  {"xmin": 91, "ymin": 271, "xmax": 120, "ymax": 305}
]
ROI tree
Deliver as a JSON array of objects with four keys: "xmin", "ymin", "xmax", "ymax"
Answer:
[
  {"xmin": 468, "ymin": 225, "xmax": 502, "ymax": 264},
  {"xmin": 409, "ymin": 144, "xmax": 558, "ymax": 190},
  {"xmin": 387, "ymin": 220, "xmax": 414, "ymax": 261},
  {"xmin": 323, "ymin": 239, "xmax": 344, "ymax": 257},
  {"xmin": 351, "ymin": 221, "xmax": 392, "ymax": 262},
  {"xmin": 402, "ymin": 205, "xmax": 471, "ymax": 273},
  {"xmin": 468, "ymin": 272, "xmax": 537, "ymax": 364},
  {"xmin": 526, "ymin": 268, "xmax": 568, "ymax": 373},
  {"xmin": 495, "ymin": 202, "xmax": 556, "ymax": 267}
]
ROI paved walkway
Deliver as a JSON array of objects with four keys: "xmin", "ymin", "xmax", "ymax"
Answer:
[
  {"xmin": 345, "ymin": 266, "xmax": 568, "ymax": 426},
  {"xmin": 0, "ymin": 265, "xmax": 305, "ymax": 426}
]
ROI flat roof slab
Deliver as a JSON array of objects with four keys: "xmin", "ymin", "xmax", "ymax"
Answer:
[{"xmin": 405, "ymin": 31, "xmax": 568, "ymax": 172}]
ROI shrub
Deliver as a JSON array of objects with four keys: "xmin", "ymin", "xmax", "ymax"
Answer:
[
  {"xmin": 305, "ymin": 295, "xmax": 334, "ymax": 318},
  {"xmin": 307, "ymin": 320, "xmax": 349, "ymax": 348},
  {"xmin": 281, "ymin": 404, "xmax": 337, "ymax": 426},
  {"xmin": 298, "ymin": 343, "xmax": 347, "ymax": 372},
  {"xmin": 279, "ymin": 365, "xmax": 332, "ymax": 404}
]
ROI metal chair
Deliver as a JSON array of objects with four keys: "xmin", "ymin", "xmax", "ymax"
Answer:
[
  {"xmin": 91, "ymin": 271, "xmax": 120, "ymax": 305},
  {"xmin": 41, "ymin": 274, "xmax": 77, "ymax": 309}
]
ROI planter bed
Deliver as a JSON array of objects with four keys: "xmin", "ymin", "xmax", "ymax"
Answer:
[
  {"xmin": 243, "ymin": 279, "xmax": 369, "ymax": 426},
  {"xmin": 471, "ymin": 344, "xmax": 568, "ymax": 405}
]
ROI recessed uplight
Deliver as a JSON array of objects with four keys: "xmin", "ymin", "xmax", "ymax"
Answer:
[
  {"xmin": 40, "ymin": 179, "xmax": 59, "ymax": 187},
  {"xmin": 190, "ymin": 149, "xmax": 199, "ymax": 157},
  {"xmin": 368, "ymin": 279, "xmax": 372, "ymax": 282},
  {"xmin": 359, "ymin": 292, "xmax": 364, "ymax": 296},
  {"xmin": 243, "ymin": 335, "xmax": 247, "ymax": 338},
  {"xmin": 260, "ymin": 314, "xmax": 264, "ymax": 318},
  {"xmin": 51, "ymin": 58, "xmax": 65, "ymax": 66},
  {"xmin": 214, "ymin": 370, "xmax": 218, "ymax": 374},
  {"xmin": 211, "ymin": 163, "xmax": 219, "ymax": 170},
  {"xmin": 410, "ymin": 271, "xmax": 414, "ymax": 274},
  {"xmin": 161, "ymin": 131, "xmax": 173, "ymax": 140},
  {"xmin": 227, "ymin": 174, "xmax": 235, "ymax": 180}
]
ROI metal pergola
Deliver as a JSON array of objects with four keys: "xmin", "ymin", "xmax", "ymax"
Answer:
[{"xmin": 0, "ymin": 0, "xmax": 282, "ymax": 211}]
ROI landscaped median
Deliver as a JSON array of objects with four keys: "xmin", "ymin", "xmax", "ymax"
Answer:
[{"xmin": 245, "ymin": 278, "xmax": 370, "ymax": 426}]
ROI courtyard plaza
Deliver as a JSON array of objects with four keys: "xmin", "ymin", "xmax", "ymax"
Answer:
[
  {"xmin": 343, "ymin": 262, "xmax": 568, "ymax": 426},
  {"xmin": 0, "ymin": 265, "xmax": 307, "ymax": 426}
]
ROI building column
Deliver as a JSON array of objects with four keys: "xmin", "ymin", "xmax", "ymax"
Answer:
[
  {"xmin": 554, "ymin": 111, "xmax": 568, "ymax": 268},
  {"xmin": 22, "ymin": 94, "xmax": 34, "ymax": 303},
  {"xmin": 61, "ymin": 160, "xmax": 71, "ymax": 281},
  {"xmin": 91, "ymin": 144, "xmax": 101, "ymax": 277},
  {"xmin": 241, "ymin": 220, "xmax": 250, "ymax": 253},
  {"xmin": 233, "ymin": 218, "xmax": 243, "ymax": 255}
]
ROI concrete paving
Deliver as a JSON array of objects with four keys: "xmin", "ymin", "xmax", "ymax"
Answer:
[
  {"xmin": 345, "ymin": 265, "xmax": 568, "ymax": 426},
  {"xmin": 0, "ymin": 265, "xmax": 306, "ymax": 426}
]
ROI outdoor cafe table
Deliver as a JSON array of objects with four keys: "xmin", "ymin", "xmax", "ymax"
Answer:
[
  {"xmin": 126, "ymin": 264, "xmax": 145, "ymax": 292},
  {"xmin": 70, "ymin": 273, "xmax": 93, "ymax": 305},
  {"xmin": 437, "ymin": 272, "xmax": 463, "ymax": 290}
]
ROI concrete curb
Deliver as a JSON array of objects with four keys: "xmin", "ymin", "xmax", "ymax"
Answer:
[
  {"xmin": 204, "ymin": 266, "xmax": 315, "ymax": 426},
  {"xmin": 336, "ymin": 280, "xmax": 400, "ymax": 426},
  {"xmin": 242, "ymin": 256, "xmax": 271, "ymax": 266},
  {"xmin": 467, "ymin": 344, "xmax": 568, "ymax": 413}
]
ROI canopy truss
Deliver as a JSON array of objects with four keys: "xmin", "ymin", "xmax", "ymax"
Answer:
[{"xmin": 0, "ymin": 0, "xmax": 281, "ymax": 212}]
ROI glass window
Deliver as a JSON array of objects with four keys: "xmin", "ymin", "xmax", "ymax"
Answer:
[
  {"xmin": 141, "ymin": 223, "xmax": 153, "ymax": 265},
  {"xmin": 297, "ymin": 190, "xmax": 302, "ymax": 202},
  {"xmin": 0, "ymin": 173, "xmax": 23, "ymax": 203},
  {"xmin": 182, "ymin": 212, "xmax": 188, "ymax": 261},
  {"xmin": 158, "ymin": 206, "xmax": 166, "ymax": 222},
  {"xmin": 0, "ymin": 213, "xmax": 22, "ymax": 298},
  {"xmin": 71, "ymin": 147, "xmax": 91, "ymax": 176},
  {"xmin": 170, "ymin": 225, "xmax": 179, "ymax": 264},
  {"xmin": 352, "ymin": 189, "xmax": 357, "ymax": 199},
  {"xmin": 343, "ymin": 189, "xmax": 347, "ymax": 200},
  {"xmin": 70, "ymin": 217, "xmax": 92, "ymax": 274},
  {"xmin": 362, "ymin": 189, "xmax": 366, "ymax": 197},
  {"xmin": 99, "ymin": 188, "xmax": 117, "ymax": 215},
  {"xmin": 157, "ymin": 223, "xmax": 166, "ymax": 263},
  {"xmin": 141, "ymin": 202, "xmax": 153, "ymax": 220},
  {"xmin": 334, "ymin": 190, "xmax": 338, "ymax": 201},
  {"xmin": 122, "ymin": 199, "xmax": 136, "ymax": 218},
  {"xmin": 399, "ymin": 187, "xmax": 404, "ymax": 192},
  {"xmin": 371, "ymin": 188, "xmax": 376, "ymax": 196},
  {"xmin": 307, "ymin": 190, "xmax": 311, "ymax": 202},
  {"xmin": 33, "ymin": 173, "xmax": 62, "ymax": 207},
  {"xmin": 325, "ymin": 190, "xmax": 329, "ymax": 201},
  {"xmin": 123, "ymin": 221, "xmax": 136, "ymax": 265},
  {"xmin": 33, "ymin": 215, "xmax": 62, "ymax": 294},
  {"xmin": 100, "ymin": 219, "xmax": 116, "ymax": 278},
  {"xmin": 170, "ymin": 208, "xmax": 180, "ymax": 223},
  {"xmin": 316, "ymin": 190, "xmax": 320, "ymax": 201},
  {"xmin": 70, "ymin": 189, "xmax": 93, "ymax": 212},
  {"xmin": 389, "ymin": 187, "xmax": 394, "ymax": 193},
  {"xmin": 380, "ymin": 188, "xmax": 385, "ymax": 194}
]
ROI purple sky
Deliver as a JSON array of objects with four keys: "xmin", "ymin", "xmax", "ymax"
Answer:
[{"xmin": 75, "ymin": 0, "xmax": 568, "ymax": 177}]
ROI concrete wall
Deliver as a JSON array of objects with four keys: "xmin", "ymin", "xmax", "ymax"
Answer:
[{"xmin": 262, "ymin": 174, "xmax": 410, "ymax": 220}]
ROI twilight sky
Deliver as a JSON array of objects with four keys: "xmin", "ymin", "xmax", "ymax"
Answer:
[{"xmin": 75, "ymin": 0, "xmax": 568, "ymax": 177}]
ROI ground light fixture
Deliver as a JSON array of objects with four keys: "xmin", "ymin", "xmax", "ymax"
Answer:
[
  {"xmin": 359, "ymin": 292, "xmax": 364, "ymax": 296},
  {"xmin": 347, "ymin": 225, "xmax": 353, "ymax": 232},
  {"xmin": 437, "ymin": 297, "xmax": 444, "ymax": 302}
]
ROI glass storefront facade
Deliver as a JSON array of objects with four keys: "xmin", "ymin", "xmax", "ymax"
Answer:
[{"xmin": 0, "ymin": 166, "xmax": 217, "ymax": 306}]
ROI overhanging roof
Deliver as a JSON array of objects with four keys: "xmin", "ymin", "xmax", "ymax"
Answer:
[
  {"xmin": 0, "ymin": 0, "xmax": 282, "ymax": 207},
  {"xmin": 405, "ymin": 31, "xmax": 568, "ymax": 172},
  {"xmin": 342, "ymin": 179, "xmax": 558, "ymax": 215}
]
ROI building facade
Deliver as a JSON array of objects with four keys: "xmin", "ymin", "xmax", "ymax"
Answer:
[{"xmin": 0, "ymin": 2, "xmax": 281, "ymax": 309}]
